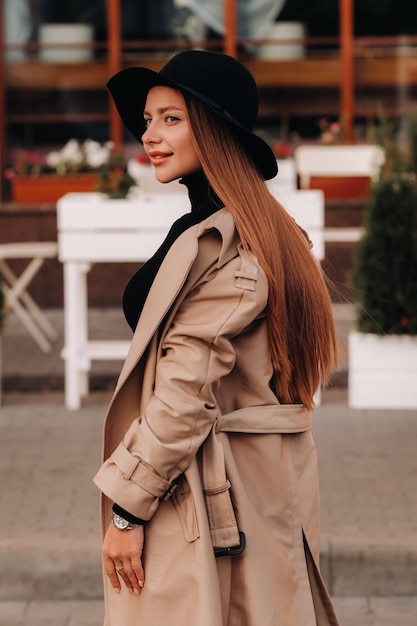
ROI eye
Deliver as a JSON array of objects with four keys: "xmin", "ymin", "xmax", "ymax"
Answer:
[
  {"xmin": 165, "ymin": 115, "xmax": 180, "ymax": 123},
  {"xmin": 143, "ymin": 117, "xmax": 151, "ymax": 128}
]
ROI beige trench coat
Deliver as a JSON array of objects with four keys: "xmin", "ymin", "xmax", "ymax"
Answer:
[{"xmin": 94, "ymin": 208, "xmax": 339, "ymax": 626}]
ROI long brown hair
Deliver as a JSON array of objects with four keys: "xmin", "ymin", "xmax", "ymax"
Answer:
[{"xmin": 185, "ymin": 95, "xmax": 338, "ymax": 410}]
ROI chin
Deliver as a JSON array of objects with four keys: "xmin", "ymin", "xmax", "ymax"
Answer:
[{"xmin": 155, "ymin": 172, "xmax": 179, "ymax": 184}]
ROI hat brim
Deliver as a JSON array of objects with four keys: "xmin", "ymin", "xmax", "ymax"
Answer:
[{"xmin": 107, "ymin": 67, "xmax": 278, "ymax": 181}]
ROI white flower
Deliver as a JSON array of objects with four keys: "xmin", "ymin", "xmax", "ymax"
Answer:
[
  {"xmin": 60, "ymin": 139, "xmax": 84, "ymax": 166},
  {"xmin": 84, "ymin": 140, "xmax": 112, "ymax": 168},
  {"xmin": 45, "ymin": 151, "xmax": 61, "ymax": 168},
  {"xmin": 87, "ymin": 148, "xmax": 109, "ymax": 168},
  {"xmin": 45, "ymin": 138, "xmax": 114, "ymax": 173},
  {"xmin": 83, "ymin": 139, "xmax": 101, "ymax": 156}
]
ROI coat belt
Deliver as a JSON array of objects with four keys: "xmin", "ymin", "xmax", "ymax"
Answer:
[{"xmin": 202, "ymin": 404, "xmax": 312, "ymax": 552}]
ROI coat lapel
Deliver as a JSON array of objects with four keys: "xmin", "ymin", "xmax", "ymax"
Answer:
[
  {"xmin": 109, "ymin": 208, "xmax": 238, "ymax": 407},
  {"xmin": 113, "ymin": 224, "xmax": 200, "ymax": 392}
]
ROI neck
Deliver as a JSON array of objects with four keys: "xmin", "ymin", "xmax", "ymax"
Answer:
[{"xmin": 180, "ymin": 170, "xmax": 224, "ymax": 213}]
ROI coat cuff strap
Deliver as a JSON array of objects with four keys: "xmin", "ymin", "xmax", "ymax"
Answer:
[{"xmin": 111, "ymin": 441, "xmax": 177, "ymax": 501}]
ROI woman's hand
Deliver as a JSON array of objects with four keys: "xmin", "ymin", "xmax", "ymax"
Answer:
[{"xmin": 102, "ymin": 523, "xmax": 145, "ymax": 595}]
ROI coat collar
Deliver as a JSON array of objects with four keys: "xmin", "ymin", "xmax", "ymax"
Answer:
[{"xmin": 113, "ymin": 208, "xmax": 238, "ymax": 394}]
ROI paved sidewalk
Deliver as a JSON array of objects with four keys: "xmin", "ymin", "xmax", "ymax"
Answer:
[
  {"xmin": 1, "ymin": 306, "xmax": 417, "ymax": 625},
  {"xmin": 1, "ymin": 387, "xmax": 417, "ymax": 600},
  {"xmin": 2, "ymin": 596, "xmax": 417, "ymax": 626},
  {"xmin": 1, "ymin": 389, "xmax": 417, "ymax": 626}
]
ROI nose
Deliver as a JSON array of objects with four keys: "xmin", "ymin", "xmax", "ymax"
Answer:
[{"xmin": 142, "ymin": 122, "xmax": 161, "ymax": 145}]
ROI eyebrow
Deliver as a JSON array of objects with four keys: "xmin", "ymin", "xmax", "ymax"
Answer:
[{"xmin": 143, "ymin": 105, "xmax": 184, "ymax": 116}]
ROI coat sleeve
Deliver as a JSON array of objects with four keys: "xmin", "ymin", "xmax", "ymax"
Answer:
[{"xmin": 93, "ymin": 244, "xmax": 268, "ymax": 521}]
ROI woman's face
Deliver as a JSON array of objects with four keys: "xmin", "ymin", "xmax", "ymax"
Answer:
[{"xmin": 142, "ymin": 86, "xmax": 201, "ymax": 183}]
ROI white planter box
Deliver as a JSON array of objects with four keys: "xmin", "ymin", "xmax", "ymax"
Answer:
[{"xmin": 348, "ymin": 331, "xmax": 417, "ymax": 409}]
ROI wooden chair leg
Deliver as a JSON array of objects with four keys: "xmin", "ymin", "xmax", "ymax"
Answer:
[{"xmin": 0, "ymin": 258, "xmax": 58, "ymax": 351}]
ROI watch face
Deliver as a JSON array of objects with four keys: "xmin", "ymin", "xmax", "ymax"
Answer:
[{"xmin": 112, "ymin": 512, "xmax": 129, "ymax": 530}]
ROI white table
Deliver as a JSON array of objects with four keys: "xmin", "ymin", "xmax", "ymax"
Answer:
[
  {"xmin": 57, "ymin": 192, "xmax": 187, "ymax": 409},
  {"xmin": 57, "ymin": 188, "xmax": 342, "ymax": 409}
]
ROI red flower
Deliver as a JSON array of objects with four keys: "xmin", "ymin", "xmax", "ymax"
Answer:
[
  {"xmin": 273, "ymin": 143, "xmax": 292, "ymax": 159},
  {"xmin": 136, "ymin": 153, "xmax": 150, "ymax": 165},
  {"xmin": 400, "ymin": 316, "xmax": 410, "ymax": 328}
]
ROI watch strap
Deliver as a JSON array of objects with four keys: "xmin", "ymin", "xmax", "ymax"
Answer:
[{"xmin": 112, "ymin": 503, "xmax": 146, "ymax": 526}]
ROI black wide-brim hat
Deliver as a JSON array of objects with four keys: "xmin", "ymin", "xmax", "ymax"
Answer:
[{"xmin": 107, "ymin": 50, "xmax": 278, "ymax": 181}]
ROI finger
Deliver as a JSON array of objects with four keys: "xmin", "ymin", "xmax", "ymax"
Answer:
[
  {"xmin": 121, "ymin": 559, "xmax": 144, "ymax": 595},
  {"xmin": 103, "ymin": 556, "xmax": 122, "ymax": 594},
  {"xmin": 131, "ymin": 556, "xmax": 145, "ymax": 591},
  {"xmin": 115, "ymin": 564, "xmax": 135, "ymax": 594},
  {"xmin": 128, "ymin": 557, "xmax": 145, "ymax": 594}
]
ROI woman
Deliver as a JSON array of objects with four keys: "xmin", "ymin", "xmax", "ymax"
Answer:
[{"xmin": 94, "ymin": 50, "xmax": 339, "ymax": 626}]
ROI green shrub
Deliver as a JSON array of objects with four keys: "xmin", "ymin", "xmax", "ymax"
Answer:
[{"xmin": 352, "ymin": 173, "xmax": 417, "ymax": 334}]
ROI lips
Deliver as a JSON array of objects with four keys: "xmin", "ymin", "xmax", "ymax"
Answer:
[{"xmin": 148, "ymin": 151, "xmax": 172, "ymax": 165}]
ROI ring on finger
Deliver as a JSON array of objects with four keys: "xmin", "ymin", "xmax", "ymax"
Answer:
[{"xmin": 116, "ymin": 566, "xmax": 124, "ymax": 572}]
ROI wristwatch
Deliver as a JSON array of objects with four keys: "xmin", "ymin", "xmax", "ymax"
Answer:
[{"xmin": 111, "ymin": 511, "xmax": 142, "ymax": 531}]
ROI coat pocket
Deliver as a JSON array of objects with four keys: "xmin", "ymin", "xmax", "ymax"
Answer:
[{"xmin": 171, "ymin": 475, "xmax": 200, "ymax": 543}]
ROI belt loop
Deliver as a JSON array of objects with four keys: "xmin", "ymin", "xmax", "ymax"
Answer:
[{"xmin": 202, "ymin": 423, "xmax": 240, "ymax": 550}]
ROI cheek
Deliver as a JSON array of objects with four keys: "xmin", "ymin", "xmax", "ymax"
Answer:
[{"xmin": 181, "ymin": 140, "xmax": 200, "ymax": 166}]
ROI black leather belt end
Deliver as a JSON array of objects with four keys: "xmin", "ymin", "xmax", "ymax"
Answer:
[{"xmin": 214, "ymin": 531, "xmax": 246, "ymax": 558}]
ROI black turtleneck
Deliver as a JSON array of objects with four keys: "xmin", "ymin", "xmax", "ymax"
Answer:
[{"xmin": 123, "ymin": 171, "xmax": 224, "ymax": 331}]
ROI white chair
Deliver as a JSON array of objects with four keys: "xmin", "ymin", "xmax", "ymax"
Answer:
[
  {"xmin": 0, "ymin": 242, "xmax": 59, "ymax": 352},
  {"xmin": 294, "ymin": 144, "xmax": 385, "ymax": 198}
]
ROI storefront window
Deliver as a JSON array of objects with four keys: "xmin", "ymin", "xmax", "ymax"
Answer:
[{"xmin": 2, "ymin": 0, "xmax": 417, "ymax": 193}]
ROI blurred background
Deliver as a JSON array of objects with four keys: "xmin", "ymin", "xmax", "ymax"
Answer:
[
  {"xmin": 3, "ymin": 0, "xmax": 417, "ymax": 150},
  {"xmin": 1, "ymin": 7, "xmax": 417, "ymax": 623},
  {"xmin": 1, "ymin": 0, "xmax": 417, "ymax": 318}
]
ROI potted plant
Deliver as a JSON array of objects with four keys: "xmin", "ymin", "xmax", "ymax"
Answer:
[
  {"xmin": 5, "ymin": 139, "xmax": 136, "ymax": 204},
  {"xmin": 349, "ymin": 111, "xmax": 417, "ymax": 409},
  {"xmin": 96, "ymin": 153, "xmax": 137, "ymax": 200}
]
